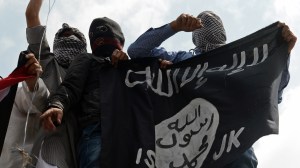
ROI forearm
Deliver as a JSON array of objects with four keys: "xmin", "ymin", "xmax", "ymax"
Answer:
[
  {"xmin": 127, "ymin": 24, "xmax": 176, "ymax": 58},
  {"xmin": 26, "ymin": 25, "xmax": 51, "ymax": 60},
  {"xmin": 26, "ymin": 0, "xmax": 43, "ymax": 28},
  {"xmin": 47, "ymin": 54, "xmax": 91, "ymax": 111},
  {"xmin": 47, "ymin": 89, "xmax": 69, "ymax": 111}
]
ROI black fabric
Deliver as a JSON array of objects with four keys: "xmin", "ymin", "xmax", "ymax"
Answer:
[
  {"xmin": 100, "ymin": 22, "xmax": 288, "ymax": 168},
  {"xmin": 48, "ymin": 53, "xmax": 109, "ymax": 128},
  {"xmin": 0, "ymin": 51, "xmax": 29, "ymax": 155}
]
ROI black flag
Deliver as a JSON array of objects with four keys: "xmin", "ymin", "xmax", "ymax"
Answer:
[
  {"xmin": 100, "ymin": 23, "xmax": 288, "ymax": 168},
  {"xmin": 103, "ymin": 22, "xmax": 288, "ymax": 167}
]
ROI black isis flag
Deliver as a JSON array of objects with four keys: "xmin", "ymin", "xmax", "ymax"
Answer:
[
  {"xmin": 98, "ymin": 21, "xmax": 288, "ymax": 168},
  {"xmin": 0, "ymin": 51, "xmax": 33, "ymax": 155}
]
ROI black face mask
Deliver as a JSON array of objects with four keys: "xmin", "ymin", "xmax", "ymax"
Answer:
[
  {"xmin": 89, "ymin": 17, "xmax": 125, "ymax": 57},
  {"xmin": 92, "ymin": 42, "xmax": 118, "ymax": 57}
]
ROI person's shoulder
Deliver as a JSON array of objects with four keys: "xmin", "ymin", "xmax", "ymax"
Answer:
[
  {"xmin": 73, "ymin": 53, "xmax": 109, "ymax": 65},
  {"xmin": 75, "ymin": 53, "xmax": 94, "ymax": 60},
  {"xmin": 40, "ymin": 53, "xmax": 55, "ymax": 66},
  {"xmin": 89, "ymin": 54, "xmax": 111, "ymax": 64},
  {"xmin": 73, "ymin": 53, "xmax": 105, "ymax": 65}
]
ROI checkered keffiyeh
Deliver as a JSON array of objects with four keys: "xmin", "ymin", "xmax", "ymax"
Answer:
[
  {"xmin": 53, "ymin": 23, "xmax": 87, "ymax": 68},
  {"xmin": 192, "ymin": 11, "xmax": 226, "ymax": 53}
]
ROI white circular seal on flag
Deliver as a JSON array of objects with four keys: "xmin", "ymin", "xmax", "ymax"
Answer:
[{"xmin": 155, "ymin": 98, "xmax": 219, "ymax": 168}]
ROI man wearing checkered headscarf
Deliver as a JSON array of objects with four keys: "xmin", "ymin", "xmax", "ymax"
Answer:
[
  {"xmin": 128, "ymin": 11, "xmax": 228, "ymax": 64},
  {"xmin": 20, "ymin": 1, "xmax": 89, "ymax": 168},
  {"xmin": 128, "ymin": 11, "xmax": 258, "ymax": 168},
  {"xmin": 53, "ymin": 23, "xmax": 87, "ymax": 68},
  {"xmin": 192, "ymin": 11, "xmax": 227, "ymax": 53}
]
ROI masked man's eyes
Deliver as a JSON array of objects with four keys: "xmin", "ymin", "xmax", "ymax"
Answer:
[
  {"xmin": 97, "ymin": 26, "xmax": 108, "ymax": 32},
  {"xmin": 59, "ymin": 29, "xmax": 84, "ymax": 42}
]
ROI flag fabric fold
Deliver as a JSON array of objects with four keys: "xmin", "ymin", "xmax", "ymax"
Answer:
[{"xmin": 0, "ymin": 66, "xmax": 34, "ymax": 90}]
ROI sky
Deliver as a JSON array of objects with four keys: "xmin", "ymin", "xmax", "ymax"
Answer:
[{"xmin": 0, "ymin": 0, "xmax": 299, "ymax": 167}]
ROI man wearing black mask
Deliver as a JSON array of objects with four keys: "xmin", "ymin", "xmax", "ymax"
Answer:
[{"xmin": 40, "ymin": 17, "xmax": 128, "ymax": 168}]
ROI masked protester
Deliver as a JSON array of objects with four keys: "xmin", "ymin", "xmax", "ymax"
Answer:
[
  {"xmin": 192, "ymin": 11, "xmax": 226, "ymax": 52},
  {"xmin": 40, "ymin": 17, "xmax": 128, "ymax": 168},
  {"xmin": 32, "ymin": 24, "xmax": 87, "ymax": 168},
  {"xmin": 18, "ymin": 0, "xmax": 88, "ymax": 168},
  {"xmin": 53, "ymin": 23, "xmax": 87, "ymax": 68},
  {"xmin": 89, "ymin": 17, "xmax": 125, "ymax": 56},
  {"xmin": 128, "ymin": 11, "xmax": 296, "ymax": 168}
]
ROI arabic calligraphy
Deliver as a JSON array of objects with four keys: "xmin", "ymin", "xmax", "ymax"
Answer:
[
  {"xmin": 155, "ymin": 98, "xmax": 219, "ymax": 168},
  {"xmin": 125, "ymin": 44, "xmax": 269, "ymax": 97}
]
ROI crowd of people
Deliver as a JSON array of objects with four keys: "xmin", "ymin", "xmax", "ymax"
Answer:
[{"xmin": 0, "ymin": 0, "xmax": 297, "ymax": 168}]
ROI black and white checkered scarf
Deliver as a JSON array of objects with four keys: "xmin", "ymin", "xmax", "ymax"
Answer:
[
  {"xmin": 53, "ymin": 23, "xmax": 87, "ymax": 68},
  {"xmin": 192, "ymin": 11, "xmax": 226, "ymax": 53}
]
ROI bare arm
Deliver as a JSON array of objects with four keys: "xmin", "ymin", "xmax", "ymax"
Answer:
[{"xmin": 25, "ymin": 0, "xmax": 43, "ymax": 28}]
